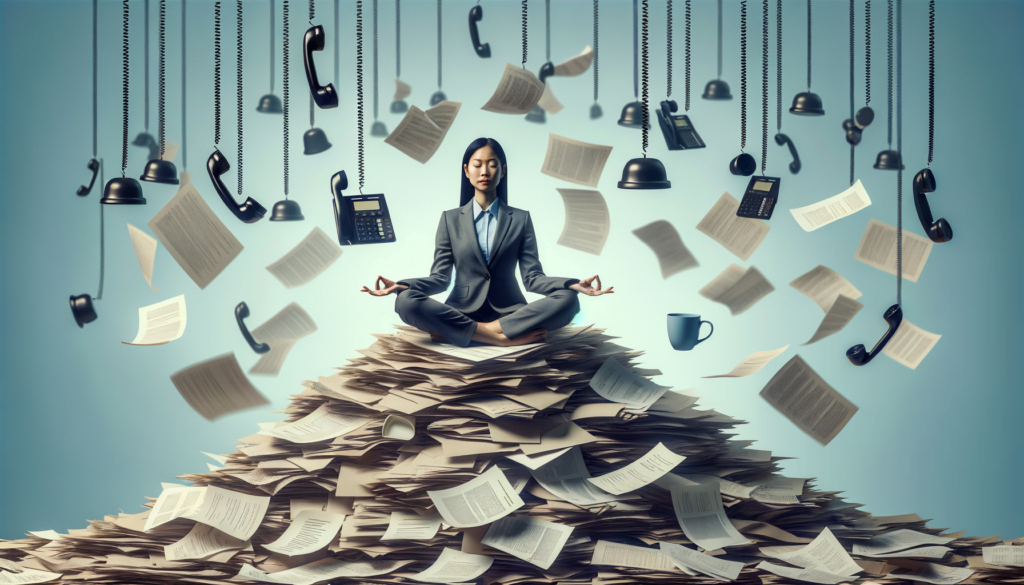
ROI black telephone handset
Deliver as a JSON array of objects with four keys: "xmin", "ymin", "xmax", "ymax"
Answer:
[
  {"xmin": 303, "ymin": 25, "xmax": 338, "ymax": 109},
  {"xmin": 913, "ymin": 168, "xmax": 953, "ymax": 243},
  {"xmin": 774, "ymin": 133, "xmax": 801, "ymax": 173},
  {"xmin": 657, "ymin": 100, "xmax": 706, "ymax": 151},
  {"xmin": 538, "ymin": 62, "xmax": 554, "ymax": 85},
  {"xmin": 331, "ymin": 171, "xmax": 396, "ymax": 246},
  {"xmin": 469, "ymin": 5, "xmax": 491, "ymax": 58},
  {"xmin": 235, "ymin": 302, "xmax": 271, "ymax": 354},
  {"xmin": 77, "ymin": 158, "xmax": 100, "ymax": 196},
  {"xmin": 207, "ymin": 150, "xmax": 267, "ymax": 223},
  {"xmin": 132, "ymin": 132, "xmax": 159, "ymax": 161},
  {"xmin": 847, "ymin": 304, "xmax": 903, "ymax": 366}
]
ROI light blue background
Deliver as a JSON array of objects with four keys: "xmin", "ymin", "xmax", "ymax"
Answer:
[{"xmin": 2, "ymin": 0, "xmax": 1021, "ymax": 541}]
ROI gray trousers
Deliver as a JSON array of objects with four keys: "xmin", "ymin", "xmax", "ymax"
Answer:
[{"xmin": 395, "ymin": 289, "xmax": 580, "ymax": 347}]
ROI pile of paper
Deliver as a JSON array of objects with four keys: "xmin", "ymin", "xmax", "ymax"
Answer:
[{"xmin": 2, "ymin": 325, "xmax": 1019, "ymax": 585}]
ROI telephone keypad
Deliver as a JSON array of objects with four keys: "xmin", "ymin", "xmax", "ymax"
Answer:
[{"xmin": 355, "ymin": 210, "xmax": 395, "ymax": 242}]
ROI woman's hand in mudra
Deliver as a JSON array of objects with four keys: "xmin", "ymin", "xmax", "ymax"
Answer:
[
  {"xmin": 360, "ymin": 276, "xmax": 409, "ymax": 297},
  {"xmin": 570, "ymin": 275, "xmax": 614, "ymax": 297}
]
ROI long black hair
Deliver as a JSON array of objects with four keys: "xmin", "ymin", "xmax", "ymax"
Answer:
[{"xmin": 459, "ymin": 137, "xmax": 508, "ymax": 207}]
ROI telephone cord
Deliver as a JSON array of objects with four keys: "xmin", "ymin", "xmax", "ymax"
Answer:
[
  {"xmin": 806, "ymin": 0, "xmax": 811, "ymax": 90},
  {"xmin": 545, "ymin": 0, "xmax": 550, "ymax": 63},
  {"xmin": 237, "ymin": 0, "xmax": 243, "ymax": 196},
  {"xmin": 396, "ymin": 0, "xmax": 401, "ymax": 79},
  {"xmin": 181, "ymin": 0, "xmax": 187, "ymax": 171},
  {"xmin": 776, "ymin": 0, "xmax": 781, "ymax": 132},
  {"xmin": 437, "ymin": 0, "xmax": 442, "ymax": 90},
  {"xmin": 632, "ymin": 0, "xmax": 638, "ymax": 99},
  {"xmin": 97, "ymin": 161, "xmax": 105, "ymax": 301},
  {"xmin": 666, "ymin": 0, "xmax": 671, "ymax": 98},
  {"xmin": 684, "ymin": 0, "xmax": 690, "ymax": 111},
  {"xmin": 761, "ymin": 0, "xmax": 767, "ymax": 175},
  {"xmin": 896, "ymin": 0, "xmax": 902, "ymax": 304},
  {"xmin": 374, "ymin": 0, "xmax": 379, "ymax": 120},
  {"xmin": 641, "ymin": 0, "xmax": 650, "ymax": 156},
  {"xmin": 927, "ymin": 0, "xmax": 934, "ymax": 166},
  {"xmin": 159, "ymin": 0, "xmax": 167, "ymax": 157},
  {"xmin": 145, "ymin": 0, "xmax": 150, "ymax": 132},
  {"xmin": 214, "ymin": 1, "xmax": 221, "ymax": 147},
  {"xmin": 309, "ymin": 0, "xmax": 315, "ymax": 129},
  {"xmin": 357, "ymin": 0, "xmax": 366, "ymax": 192},
  {"xmin": 92, "ymin": 0, "xmax": 97, "ymax": 158},
  {"xmin": 739, "ymin": 0, "xmax": 746, "ymax": 152},
  {"xmin": 886, "ymin": 0, "xmax": 892, "ymax": 146},
  {"xmin": 716, "ymin": 0, "xmax": 722, "ymax": 79},
  {"xmin": 121, "ymin": 0, "xmax": 130, "ymax": 176},
  {"xmin": 849, "ymin": 0, "xmax": 854, "ymax": 186},
  {"xmin": 270, "ymin": 0, "xmax": 275, "ymax": 92},
  {"xmin": 593, "ymin": 0, "xmax": 598, "ymax": 103},
  {"xmin": 283, "ymin": 0, "xmax": 290, "ymax": 197},
  {"xmin": 521, "ymin": 0, "xmax": 527, "ymax": 68},
  {"xmin": 865, "ymin": 0, "xmax": 870, "ymax": 105}
]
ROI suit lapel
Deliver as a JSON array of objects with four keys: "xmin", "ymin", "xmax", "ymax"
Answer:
[
  {"xmin": 488, "ymin": 205, "xmax": 514, "ymax": 266},
  {"xmin": 460, "ymin": 201, "xmax": 488, "ymax": 268}
]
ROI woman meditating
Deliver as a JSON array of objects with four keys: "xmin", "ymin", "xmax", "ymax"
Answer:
[{"xmin": 361, "ymin": 137, "xmax": 613, "ymax": 347}]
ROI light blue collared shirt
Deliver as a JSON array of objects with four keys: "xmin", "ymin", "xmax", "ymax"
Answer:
[{"xmin": 472, "ymin": 197, "xmax": 500, "ymax": 262}]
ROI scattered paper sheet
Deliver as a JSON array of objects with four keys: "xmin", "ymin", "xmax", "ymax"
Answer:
[
  {"xmin": 335, "ymin": 462, "xmax": 380, "ymax": 497},
  {"xmin": 385, "ymin": 101, "xmax": 462, "ymax": 164},
  {"xmin": 761, "ymin": 527, "xmax": 861, "ymax": 576},
  {"xmin": 238, "ymin": 558, "xmax": 409, "ymax": 584},
  {"xmin": 381, "ymin": 510, "xmax": 442, "ymax": 541},
  {"xmin": 703, "ymin": 345, "xmax": 789, "ymax": 378},
  {"xmin": 540, "ymin": 134, "xmax": 612, "ymax": 188},
  {"xmin": 700, "ymin": 264, "xmax": 775, "ymax": 315},
  {"xmin": 247, "ymin": 302, "xmax": 318, "ymax": 376},
  {"xmin": 145, "ymin": 484, "xmax": 270, "ymax": 540},
  {"xmin": 411, "ymin": 548, "xmax": 494, "ymax": 583},
  {"xmin": 529, "ymin": 446, "xmax": 618, "ymax": 505},
  {"xmin": 178, "ymin": 171, "xmax": 192, "ymax": 186},
  {"xmin": 258, "ymin": 404, "xmax": 369, "ymax": 444},
  {"xmin": 789, "ymin": 180, "xmax": 872, "ymax": 231},
  {"xmin": 660, "ymin": 541, "xmax": 743, "ymax": 581},
  {"xmin": 396, "ymin": 329, "xmax": 544, "ymax": 362},
  {"xmin": 248, "ymin": 339, "xmax": 298, "ymax": 377},
  {"xmin": 382, "ymin": 414, "xmax": 416, "ymax": 440},
  {"xmin": 590, "ymin": 540, "xmax": 677, "ymax": 571},
  {"xmin": 481, "ymin": 63, "xmax": 545, "ymax": 114},
  {"xmin": 863, "ymin": 546, "xmax": 951, "ymax": 559},
  {"xmin": 394, "ymin": 79, "xmax": 411, "ymax": 101},
  {"xmin": 505, "ymin": 446, "xmax": 571, "ymax": 470},
  {"xmin": 161, "ymin": 140, "xmax": 180, "ymax": 162},
  {"xmin": 265, "ymin": 227, "xmax": 342, "ymax": 289},
  {"xmin": 263, "ymin": 510, "xmax": 344, "ymax": 556},
  {"xmin": 488, "ymin": 419, "xmax": 544, "ymax": 444},
  {"xmin": 555, "ymin": 188, "xmax": 609, "ymax": 255},
  {"xmin": 537, "ymin": 83, "xmax": 563, "ymax": 114},
  {"xmin": 519, "ymin": 421, "xmax": 596, "ymax": 455},
  {"xmin": 0, "ymin": 567, "xmax": 62, "ymax": 584},
  {"xmin": 427, "ymin": 466, "xmax": 524, "ymax": 528},
  {"xmin": 147, "ymin": 181, "xmax": 243, "ymax": 290},
  {"xmin": 755, "ymin": 561, "xmax": 851, "ymax": 584},
  {"xmin": 852, "ymin": 529, "xmax": 954, "ymax": 556},
  {"xmin": 790, "ymin": 265, "xmax": 863, "ymax": 312},
  {"xmin": 0, "ymin": 559, "xmax": 22, "ymax": 572},
  {"xmin": 163, "ymin": 523, "xmax": 247, "ymax": 561},
  {"xmin": 891, "ymin": 562, "xmax": 974, "ymax": 584},
  {"xmin": 26, "ymin": 530, "xmax": 63, "ymax": 541},
  {"xmin": 127, "ymin": 223, "xmax": 160, "ymax": 291},
  {"xmin": 670, "ymin": 482, "xmax": 749, "ymax": 550},
  {"xmin": 632, "ymin": 220, "xmax": 700, "ymax": 279},
  {"xmin": 122, "ymin": 295, "xmax": 187, "ymax": 346},
  {"xmin": 882, "ymin": 319, "xmax": 942, "ymax": 370},
  {"xmin": 552, "ymin": 45, "xmax": 594, "ymax": 77},
  {"xmin": 290, "ymin": 496, "xmax": 352, "ymax": 518},
  {"xmin": 696, "ymin": 192, "xmax": 771, "ymax": 261},
  {"xmin": 482, "ymin": 515, "xmax": 573, "ymax": 570},
  {"xmin": 804, "ymin": 295, "xmax": 863, "ymax": 345},
  {"xmin": 983, "ymin": 546, "xmax": 1024, "ymax": 566},
  {"xmin": 759, "ymin": 355, "xmax": 857, "ymax": 446},
  {"xmin": 589, "ymin": 357, "xmax": 670, "ymax": 410},
  {"xmin": 854, "ymin": 218, "xmax": 933, "ymax": 282},
  {"xmin": 587, "ymin": 442, "xmax": 685, "ymax": 495},
  {"xmin": 170, "ymin": 353, "xmax": 268, "ymax": 421}
]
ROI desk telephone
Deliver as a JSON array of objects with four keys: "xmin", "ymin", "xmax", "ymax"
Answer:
[
  {"xmin": 656, "ymin": 100, "xmax": 706, "ymax": 151},
  {"xmin": 736, "ymin": 176, "xmax": 781, "ymax": 220},
  {"xmin": 331, "ymin": 171, "xmax": 396, "ymax": 245}
]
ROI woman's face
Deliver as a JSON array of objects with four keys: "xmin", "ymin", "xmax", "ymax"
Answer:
[{"xmin": 464, "ymin": 145, "xmax": 506, "ymax": 194}]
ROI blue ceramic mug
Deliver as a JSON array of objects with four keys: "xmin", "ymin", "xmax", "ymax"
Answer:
[{"xmin": 667, "ymin": 313, "xmax": 714, "ymax": 350}]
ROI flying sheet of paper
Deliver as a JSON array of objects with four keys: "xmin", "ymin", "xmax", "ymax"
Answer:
[
  {"xmin": 482, "ymin": 515, "xmax": 573, "ymax": 570},
  {"xmin": 696, "ymin": 192, "xmax": 771, "ymax": 261},
  {"xmin": 587, "ymin": 442, "xmax": 685, "ymax": 495},
  {"xmin": 385, "ymin": 101, "xmax": 462, "ymax": 164},
  {"xmin": 590, "ymin": 540, "xmax": 677, "ymax": 571},
  {"xmin": 187, "ymin": 486, "xmax": 271, "ymax": 541},
  {"xmin": 178, "ymin": 171, "xmax": 192, "ymax": 186},
  {"xmin": 258, "ymin": 404, "xmax": 369, "ymax": 444},
  {"xmin": 161, "ymin": 141, "xmax": 180, "ymax": 162},
  {"xmin": 555, "ymin": 189, "xmax": 610, "ymax": 255},
  {"xmin": 589, "ymin": 357, "xmax": 670, "ymax": 409},
  {"xmin": 670, "ymin": 482, "xmax": 749, "ymax": 550},
  {"xmin": 540, "ymin": 134, "xmax": 612, "ymax": 188},
  {"xmin": 122, "ymin": 295, "xmax": 187, "ymax": 346},
  {"xmin": 505, "ymin": 446, "xmax": 571, "ymax": 470},
  {"xmin": 381, "ymin": 510, "xmax": 442, "ymax": 541},
  {"xmin": 26, "ymin": 530, "xmax": 63, "ymax": 541},
  {"xmin": 528, "ymin": 446, "xmax": 618, "ymax": 505},
  {"xmin": 237, "ymin": 558, "xmax": 409, "ymax": 584},
  {"xmin": 804, "ymin": 295, "xmax": 863, "ymax": 345},
  {"xmin": 248, "ymin": 339, "xmax": 298, "ymax": 377},
  {"xmin": 854, "ymin": 218, "xmax": 933, "ymax": 282},
  {"xmin": 262, "ymin": 510, "xmax": 345, "ymax": 556},
  {"xmin": 703, "ymin": 345, "xmax": 790, "ymax": 378},
  {"xmin": 789, "ymin": 180, "xmax": 872, "ymax": 231},
  {"xmin": 394, "ymin": 79, "xmax": 411, "ymax": 101},
  {"xmin": 427, "ymin": 466, "xmax": 524, "ymax": 528},
  {"xmin": 247, "ymin": 302, "xmax": 318, "ymax": 376},
  {"xmin": 759, "ymin": 355, "xmax": 857, "ymax": 445},
  {"xmin": 170, "ymin": 353, "xmax": 269, "ymax": 421},
  {"xmin": 659, "ymin": 542, "xmax": 743, "ymax": 581},
  {"xmin": 127, "ymin": 223, "xmax": 160, "ymax": 291},
  {"xmin": 265, "ymin": 227, "xmax": 342, "ymax": 289},
  {"xmin": 481, "ymin": 63, "xmax": 545, "ymax": 114},
  {"xmin": 755, "ymin": 561, "xmax": 851, "ymax": 584},
  {"xmin": 891, "ymin": 562, "xmax": 974, "ymax": 584},
  {"xmin": 852, "ymin": 529, "xmax": 954, "ymax": 556},
  {"xmin": 537, "ymin": 83, "xmax": 563, "ymax": 114},
  {"xmin": 382, "ymin": 414, "xmax": 416, "ymax": 440},
  {"xmin": 632, "ymin": 220, "xmax": 699, "ymax": 279},
  {"xmin": 761, "ymin": 528, "xmax": 861, "ymax": 576},
  {"xmin": 982, "ymin": 546, "xmax": 1024, "ymax": 566},
  {"xmin": 410, "ymin": 548, "xmax": 494, "ymax": 584},
  {"xmin": 163, "ymin": 522, "xmax": 247, "ymax": 561},
  {"xmin": 144, "ymin": 485, "xmax": 206, "ymax": 531},
  {"xmin": 789, "ymin": 265, "xmax": 863, "ymax": 312},
  {"xmin": 700, "ymin": 264, "xmax": 775, "ymax": 315},
  {"xmin": 882, "ymin": 319, "xmax": 942, "ymax": 369},
  {"xmin": 147, "ymin": 181, "xmax": 243, "ymax": 290},
  {"xmin": 552, "ymin": 45, "xmax": 594, "ymax": 76},
  {"xmin": 0, "ymin": 567, "xmax": 62, "ymax": 584}
]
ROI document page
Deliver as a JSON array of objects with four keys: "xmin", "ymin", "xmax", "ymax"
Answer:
[
  {"xmin": 123, "ymin": 295, "xmax": 187, "ymax": 346},
  {"xmin": 852, "ymin": 529, "xmax": 954, "ymax": 556},
  {"xmin": 703, "ymin": 345, "xmax": 789, "ymax": 378},
  {"xmin": 696, "ymin": 192, "xmax": 771, "ymax": 261},
  {"xmin": 555, "ymin": 188, "xmax": 610, "ymax": 255},
  {"xmin": 882, "ymin": 319, "xmax": 942, "ymax": 370},
  {"xmin": 590, "ymin": 541, "xmax": 677, "ymax": 571},
  {"xmin": 127, "ymin": 223, "xmax": 160, "ymax": 291},
  {"xmin": 540, "ymin": 134, "xmax": 612, "ymax": 187},
  {"xmin": 670, "ymin": 482, "xmax": 749, "ymax": 550},
  {"xmin": 760, "ymin": 528, "xmax": 861, "ymax": 576},
  {"xmin": 632, "ymin": 220, "xmax": 700, "ymax": 279},
  {"xmin": 396, "ymin": 329, "xmax": 544, "ymax": 362},
  {"xmin": 759, "ymin": 355, "xmax": 857, "ymax": 446},
  {"xmin": 427, "ymin": 466, "xmax": 524, "ymax": 528},
  {"xmin": 163, "ymin": 522, "xmax": 247, "ymax": 561},
  {"xmin": 248, "ymin": 340, "xmax": 298, "ymax": 377},
  {"xmin": 481, "ymin": 63, "xmax": 544, "ymax": 114},
  {"xmin": 185, "ymin": 485, "xmax": 271, "ymax": 541},
  {"xmin": 529, "ymin": 446, "xmax": 617, "ymax": 505},
  {"xmin": 384, "ymin": 101, "xmax": 462, "ymax": 164},
  {"xmin": 505, "ymin": 446, "xmax": 571, "ymax": 471},
  {"xmin": 891, "ymin": 562, "xmax": 974, "ymax": 584},
  {"xmin": 482, "ymin": 515, "xmax": 573, "ymax": 570},
  {"xmin": 537, "ymin": 83, "xmax": 563, "ymax": 114},
  {"xmin": 411, "ymin": 548, "xmax": 494, "ymax": 583},
  {"xmin": 147, "ymin": 181, "xmax": 243, "ymax": 290},
  {"xmin": 381, "ymin": 510, "xmax": 442, "ymax": 541},
  {"xmin": 854, "ymin": 218, "xmax": 933, "ymax": 282},
  {"xmin": 789, "ymin": 180, "xmax": 872, "ymax": 232},
  {"xmin": 587, "ymin": 442, "xmax": 685, "ymax": 495},
  {"xmin": 552, "ymin": 45, "xmax": 594, "ymax": 77},
  {"xmin": 659, "ymin": 541, "xmax": 743, "ymax": 581},
  {"xmin": 0, "ymin": 567, "xmax": 62, "ymax": 584},
  {"xmin": 394, "ymin": 79, "xmax": 411, "ymax": 101},
  {"xmin": 589, "ymin": 357, "xmax": 670, "ymax": 409},
  {"xmin": 262, "ymin": 509, "xmax": 344, "ymax": 555},
  {"xmin": 982, "ymin": 546, "xmax": 1024, "ymax": 566},
  {"xmin": 170, "ymin": 353, "xmax": 269, "ymax": 421},
  {"xmin": 804, "ymin": 295, "xmax": 864, "ymax": 345},
  {"xmin": 144, "ymin": 485, "xmax": 206, "ymax": 531},
  {"xmin": 755, "ymin": 561, "xmax": 851, "ymax": 584},
  {"xmin": 258, "ymin": 404, "xmax": 369, "ymax": 444},
  {"xmin": 699, "ymin": 264, "xmax": 775, "ymax": 315},
  {"xmin": 789, "ymin": 265, "xmax": 863, "ymax": 312},
  {"xmin": 238, "ymin": 558, "xmax": 409, "ymax": 584},
  {"xmin": 265, "ymin": 227, "xmax": 342, "ymax": 289}
]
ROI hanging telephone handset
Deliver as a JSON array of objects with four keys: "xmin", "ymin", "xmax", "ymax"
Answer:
[
  {"xmin": 913, "ymin": 168, "xmax": 953, "ymax": 243},
  {"xmin": 207, "ymin": 150, "xmax": 267, "ymax": 223},
  {"xmin": 773, "ymin": 134, "xmax": 801, "ymax": 173},
  {"xmin": 846, "ymin": 303, "xmax": 902, "ymax": 366},
  {"xmin": 657, "ymin": 100, "xmax": 706, "ymax": 151},
  {"xmin": 77, "ymin": 158, "xmax": 101, "ymax": 196},
  {"xmin": 729, "ymin": 153, "xmax": 757, "ymax": 176},
  {"xmin": 468, "ymin": 5, "xmax": 491, "ymax": 58},
  {"xmin": 132, "ymin": 132, "xmax": 159, "ymax": 161},
  {"xmin": 235, "ymin": 302, "xmax": 270, "ymax": 354},
  {"xmin": 303, "ymin": 25, "xmax": 338, "ymax": 109},
  {"xmin": 538, "ymin": 62, "xmax": 555, "ymax": 85},
  {"xmin": 331, "ymin": 171, "xmax": 396, "ymax": 246},
  {"xmin": 843, "ymin": 107, "xmax": 874, "ymax": 146}
]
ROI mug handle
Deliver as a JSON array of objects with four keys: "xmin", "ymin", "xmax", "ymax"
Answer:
[{"xmin": 696, "ymin": 320, "xmax": 714, "ymax": 345}]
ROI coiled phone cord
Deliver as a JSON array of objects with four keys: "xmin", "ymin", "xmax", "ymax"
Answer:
[
  {"xmin": 214, "ymin": 2, "xmax": 222, "ymax": 148},
  {"xmin": 237, "ymin": 0, "xmax": 243, "ymax": 196},
  {"xmin": 592, "ymin": 0, "xmax": 598, "ymax": 103},
  {"xmin": 270, "ymin": 0, "xmax": 275, "ymax": 93},
  {"xmin": 335, "ymin": 0, "xmax": 340, "ymax": 85},
  {"xmin": 159, "ymin": 0, "xmax": 167, "ymax": 158},
  {"xmin": 760, "ymin": 0, "xmax": 767, "ymax": 175},
  {"xmin": 805, "ymin": 0, "xmax": 811, "ymax": 90},
  {"xmin": 849, "ymin": 0, "xmax": 854, "ymax": 186},
  {"xmin": 374, "ymin": 0, "xmax": 379, "ymax": 120},
  {"xmin": 775, "ymin": 0, "xmax": 781, "ymax": 133},
  {"xmin": 666, "ymin": 0, "xmax": 671, "ymax": 98},
  {"xmin": 739, "ymin": 0, "xmax": 746, "ymax": 153},
  {"xmin": 886, "ymin": 0, "xmax": 892, "ymax": 147},
  {"xmin": 927, "ymin": 0, "xmax": 934, "ymax": 166},
  {"xmin": 437, "ymin": 0, "xmax": 442, "ymax": 91},
  {"xmin": 357, "ymin": 0, "xmax": 366, "ymax": 192},
  {"xmin": 120, "ymin": 0, "xmax": 130, "ymax": 177},
  {"xmin": 145, "ymin": 0, "xmax": 150, "ymax": 133},
  {"xmin": 865, "ymin": 0, "xmax": 870, "ymax": 107},
  {"xmin": 633, "ymin": 0, "xmax": 638, "ymax": 99},
  {"xmin": 640, "ymin": 0, "xmax": 650, "ymax": 156},
  {"xmin": 521, "ymin": 0, "xmax": 527, "ymax": 68},
  {"xmin": 181, "ymin": 0, "xmax": 187, "ymax": 171},
  {"xmin": 283, "ymin": 0, "xmax": 290, "ymax": 198},
  {"xmin": 92, "ymin": 0, "xmax": 97, "ymax": 158},
  {"xmin": 684, "ymin": 0, "xmax": 690, "ymax": 112},
  {"xmin": 896, "ymin": 0, "xmax": 902, "ymax": 304}
]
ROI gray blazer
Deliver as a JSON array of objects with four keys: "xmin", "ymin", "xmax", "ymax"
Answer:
[{"xmin": 399, "ymin": 200, "xmax": 577, "ymax": 314}]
